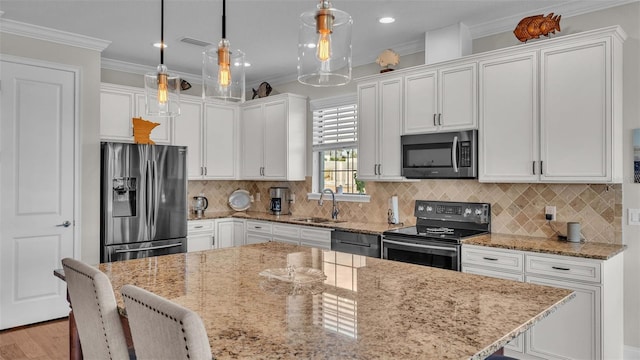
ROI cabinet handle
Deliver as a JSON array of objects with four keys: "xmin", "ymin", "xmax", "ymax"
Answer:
[
  {"xmin": 201, "ymin": 166, "xmax": 204, "ymax": 176},
  {"xmin": 378, "ymin": 164, "xmax": 382, "ymax": 175},
  {"xmin": 482, "ymin": 257, "xmax": 499, "ymax": 261},
  {"xmin": 540, "ymin": 161, "xmax": 544, "ymax": 175},
  {"xmin": 438, "ymin": 113, "xmax": 442, "ymax": 126},
  {"xmin": 433, "ymin": 114, "xmax": 437, "ymax": 126},
  {"xmin": 204, "ymin": 167, "xmax": 207, "ymax": 176},
  {"xmin": 552, "ymin": 266, "xmax": 571, "ymax": 271},
  {"xmin": 255, "ymin": 226, "xmax": 262, "ymax": 229},
  {"xmin": 532, "ymin": 161, "xmax": 536, "ymax": 175},
  {"xmin": 194, "ymin": 225, "xmax": 204, "ymax": 229}
]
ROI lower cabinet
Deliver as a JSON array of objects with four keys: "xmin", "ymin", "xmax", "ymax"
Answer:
[
  {"xmin": 187, "ymin": 220, "xmax": 215, "ymax": 252},
  {"xmin": 215, "ymin": 218, "xmax": 245, "ymax": 248},
  {"xmin": 245, "ymin": 220, "xmax": 332, "ymax": 249},
  {"xmin": 461, "ymin": 244, "xmax": 623, "ymax": 360}
]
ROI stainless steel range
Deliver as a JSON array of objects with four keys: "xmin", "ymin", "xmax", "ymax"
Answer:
[{"xmin": 382, "ymin": 200, "xmax": 490, "ymax": 271}]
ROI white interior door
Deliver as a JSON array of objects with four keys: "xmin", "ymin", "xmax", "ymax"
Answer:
[{"xmin": 0, "ymin": 59, "xmax": 76, "ymax": 329}]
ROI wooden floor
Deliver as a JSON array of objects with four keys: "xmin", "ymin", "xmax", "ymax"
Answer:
[{"xmin": 0, "ymin": 318, "xmax": 68, "ymax": 360}]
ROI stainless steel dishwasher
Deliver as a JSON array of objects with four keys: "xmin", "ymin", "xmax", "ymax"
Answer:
[{"xmin": 331, "ymin": 230, "xmax": 381, "ymax": 258}]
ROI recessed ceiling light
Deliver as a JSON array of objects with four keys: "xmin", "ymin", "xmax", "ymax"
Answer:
[
  {"xmin": 153, "ymin": 42, "xmax": 167, "ymax": 48},
  {"xmin": 379, "ymin": 17, "xmax": 395, "ymax": 24},
  {"xmin": 234, "ymin": 62, "xmax": 251, "ymax": 67}
]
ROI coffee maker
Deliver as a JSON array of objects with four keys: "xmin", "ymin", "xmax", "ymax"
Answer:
[{"xmin": 269, "ymin": 187, "xmax": 291, "ymax": 215}]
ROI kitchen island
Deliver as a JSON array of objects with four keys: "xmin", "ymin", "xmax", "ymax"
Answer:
[{"xmin": 63, "ymin": 242, "xmax": 574, "ymax": 359}]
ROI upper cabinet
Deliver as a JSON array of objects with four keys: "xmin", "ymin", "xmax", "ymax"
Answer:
[
  {"xmin": 100, "ymin": 83, "xmax": 171, "ymax": 144},
  {"xmin": 240, "ymin": 93, "xmax": 307, "ymax": 181},
  {"xmin": 479, "ymin": 26, "xmax": 625, "ymax": 183},
  {"xmin": 403, "ymin": 62, "xmax": 477, "ymax": 134},
  {"xmin": 357, "ymin": 77, "xmax": 404, "ymax": 181}
]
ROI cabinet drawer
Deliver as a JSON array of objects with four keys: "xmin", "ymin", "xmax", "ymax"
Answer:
[
  {"xmin": 461, "ymin": 245, "xmax": 524, "ymax": 272},
  {"xmin": 188, "ymin": 220, "xmax": 214, "ymax": 234},
  {"xmin": 462, "ymin": 266, "xmax": 524, "ymax": 282},
  {"xmin": 526, "ymin": 254, "xmax": 601, "ymax": 283},
  {"xmin": 273, "ymin": 224, "xmax": 301, "ymax": 238},
  {"xmin": 300, "ymin": 227, "xmax": 331, "ymax": 243},
  {"xmin": 246, "ymin": 220, "xmax": 272, "ymax": 234}
]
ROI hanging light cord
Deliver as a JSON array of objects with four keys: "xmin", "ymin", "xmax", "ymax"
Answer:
[
  {"xmin": 222, "ymin": 0, "xmax": 226, "ymax": 38},
  {"xmin": 160, "ymin": 0, "xmax": 164, "ymax": 65}
]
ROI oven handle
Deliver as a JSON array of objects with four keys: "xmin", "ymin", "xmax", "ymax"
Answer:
[
  {"xmin": 114, "ymin": 243, "xmax": 183, "ymax": 254},
  {"xmin": 382, "ymin": 238, "xmax": 455, "ymax": 252},
  {"xmin": 452, "ymin": 135, "xmax": 459, "ymax": 173}
]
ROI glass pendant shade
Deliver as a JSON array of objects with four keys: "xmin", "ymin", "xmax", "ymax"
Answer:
[
  {"xmin": 203, "ymin": 41, "xmax": 245, "ymax": 102},
  {"xmin": 298, "ymin": 0, "xmax": 352, "ymax": 87},
  {"xmin": 145, "ymin": 64, "xmax": 181, "ymax": 116}
]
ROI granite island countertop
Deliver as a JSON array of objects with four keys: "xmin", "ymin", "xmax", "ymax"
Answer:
[{"xmin": 97, "ymin": 242, "xmax": 574, "ymax": 360}]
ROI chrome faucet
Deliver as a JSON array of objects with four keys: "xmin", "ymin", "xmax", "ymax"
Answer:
[{"xmin": 319, "ymin": 188, "xmax": 339, "ymax": 220}]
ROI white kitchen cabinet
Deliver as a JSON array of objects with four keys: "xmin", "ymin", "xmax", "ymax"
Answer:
[
  {"xmin": 461, "ymin": 244, "xmax": 624, "ymax": 360},
  {"xmin": 215, "ymin": 218, "xmax": 245, "ymax": 248},
  {"xmin": 174, "ymin": 99, "xmax": 237, "ymax": 180},
  {"xmin": 245, "ymin": 220, "xmax": 272, "ymax": 245},
  {"xmin": 244, "ymin": 220, "xmax": 332, "ymax": 249},
  {"xmin": 100, "ymin": 83, "xmax": 171, "ymax": 144},
  {"xmin": 357, "ymin": 77, "xmax": 404, "ymax": 181},
  {"xmin": 240, "ymin": 94, "xmax": 307, "ymax": 181},
  {"xmin": 403, "ymin": 62, "xmax": 477, "ymax": 134},
  {"xmin": 478, "ymin": 52, "xmax": 539, "ymax": 182},
  {"xmin": 187, "ymin": 220, "xmax": 215, "ymax": 252},
  {"xmin": 299, "ymin": 227, "xmax": 331, "ymax": 250},
  {"xmin": 479, "ymin": 26, "xmax": 624, "ymax": 183}
]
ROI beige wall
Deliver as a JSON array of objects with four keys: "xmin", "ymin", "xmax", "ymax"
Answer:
[
  {"xmin": 473, "ymin": 2, "xmax": 640, "ymax": 348},
  {"xmin": 0, "ymin": 32, "xmax": 103, "ymax": 265}
]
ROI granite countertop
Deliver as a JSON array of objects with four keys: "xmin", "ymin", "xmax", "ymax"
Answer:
[
  {"xmin": 463, "ymin": 233, "xmax": 625, "ymax": 260},
  {"xmin": 97, "ymin": 242, "xmax": 574, "ymax": 360},
  {"xmin": 188, "ymin": 211, "xmax": 402, "ymax": 235}
]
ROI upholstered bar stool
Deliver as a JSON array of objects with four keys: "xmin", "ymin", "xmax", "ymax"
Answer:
[
  {"xmin": 61, "ymin": 258, "xmax": 133, "ymax": 360},
  {"xmin": 121, "ymin": 284, "xmax": 212, "ymax": 360}
]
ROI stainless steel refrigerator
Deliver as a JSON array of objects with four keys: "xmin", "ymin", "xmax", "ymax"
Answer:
[{"xmin": 100, "ymin": 142, "xmax": 187, "ymax": 262}]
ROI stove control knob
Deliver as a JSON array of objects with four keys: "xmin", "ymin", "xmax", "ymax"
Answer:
[
  {"xmin": 464, "ymin": 208, "xmax": 472, "ymax": 216},
  {"xmin": 417, "ymin": 205, "xmax": 425, "ymax": 212},
  {"xmin": 426, "ymin": 206, "xmax": 433, "ymax": 212},
  {"xmin": 474, "ymin": 208, "xmax": 483, "ymax": 216}
]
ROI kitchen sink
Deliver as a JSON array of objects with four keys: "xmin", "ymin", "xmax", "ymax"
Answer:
[{"xmin": 291, "ymin": 217, "xmax": 347, "ymax": 224}]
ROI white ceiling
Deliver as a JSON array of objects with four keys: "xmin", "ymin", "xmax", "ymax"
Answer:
[{"xmin": 0, "ymin": 0, "xmax": 633, "ymax": 87}]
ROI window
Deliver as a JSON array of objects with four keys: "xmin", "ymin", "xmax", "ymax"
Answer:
[{"xmin": 312, "ymin": 95, "xmax": 360, "ymax": 194}]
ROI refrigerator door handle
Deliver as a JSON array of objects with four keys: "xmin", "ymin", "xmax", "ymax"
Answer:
[
  {"xmin": 114, "ymin": 242, "xmax": 183, "ymax": 254},
  {"xmin": 145, "ymin": 159, "xmax": 153, "ymax": 237}
]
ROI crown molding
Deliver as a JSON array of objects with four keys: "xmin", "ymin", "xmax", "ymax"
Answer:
[
  {"xmin": 101, "ymin": 58, "xmax": 202, "ymax": 85},
  {"xmin": 0, "ymin": 18, "xmax": 110, "ymax": 52},
  {"xmin": 468, "ymin": 0, "xmax": 638, "ymax": 39}
]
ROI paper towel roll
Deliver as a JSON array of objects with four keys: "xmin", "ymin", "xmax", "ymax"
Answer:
[{"xmin": 390, "ymin": 196, "xmax": 399, "ymax": 224}]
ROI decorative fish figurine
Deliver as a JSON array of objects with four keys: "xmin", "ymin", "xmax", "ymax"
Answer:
[
  {"xmin": 252, "ymin": 82, "xmax": 273, "ymax": 99},
  {"xmin": 514, "ymin": 13, "xmax": 561, "ymax": 42}
]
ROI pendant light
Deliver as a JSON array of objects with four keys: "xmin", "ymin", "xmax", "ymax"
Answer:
[
  {"xmin": 203, "ymin": 0, "xmax": 245, "ymax": 102},
  {"xmin": 298, "ymin": 0, "xmax": 352, "ymax": 87},
  {"xmin": 144, "ymin": 0, "xmax": 180, "ymax": 117}
]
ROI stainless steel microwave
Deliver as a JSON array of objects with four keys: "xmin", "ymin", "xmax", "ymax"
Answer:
[{"xmin": 401, "ymin": 130, "xmax": 477, "ymax": 179}]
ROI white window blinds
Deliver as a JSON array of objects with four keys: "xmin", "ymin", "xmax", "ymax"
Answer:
[{"xmin": 312, "ymin": 103, "xmax": 358, "ymax": 152}]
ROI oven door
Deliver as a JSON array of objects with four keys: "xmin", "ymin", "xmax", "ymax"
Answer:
[{"xmin": 382, "ymin": 236, "xmax": 460, "ymax": 271}]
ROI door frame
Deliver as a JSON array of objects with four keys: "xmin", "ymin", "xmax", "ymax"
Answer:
[{"xmin": 0, "ymin": 54, "xmax": 82, "ymax": 325}]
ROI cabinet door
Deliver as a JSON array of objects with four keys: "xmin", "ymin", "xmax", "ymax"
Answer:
[
  {"xmin": 379, "ymin": 78, "xmax": 404, "ymax": 180},
  {"xmin": 245, "ymin": 233, "xmax": 271, "ymax": 245},
  {"xmin": 135, "ymin": 93, "xmax": 171, "ymax": 144},
  {"xmin": 187, "ymin": 234, "xmax": 213, "ymax": 252},
  {"xmin": 240, "ymin": 104, "xmax": 264, "ymax": 179},
  {"xmin": 204, "ymin": 103, "xmax": 237, "ymax": 179},
  {"xmin": 404, "ymin": 70, "xmax": 437, "ymax": 134},
  {"xmin": 525, "ymin": 275, "xmax": 600, "ymax": 360},
  {"xmin": 233, "ymin": 220, "xmax": 245, "ymax": 247},
  {"xmin": 540, "ymin": 40, "xmax": 610, "ymax": 182},
  {"xmin": 100, "ymin": 85, "xmax": 135, "ymax": 142},
  {"xmin": 216, "ymin": 220, "xmax": 234, "ymax": 249},
  {"xmin": 356, "ymin": 82, "xmax": 379, "ymax": 180},
  {"xmin": 439, "ymin": 62, "xmax": 477, "ymax": 130},
  {"xmin": 479, "ymin": 52, "xmax": 539, "ymax": 182},
  {"xmin": 263, "ymin": 100, "xmax": 288, "ymax": 179},
  {"xmin": 174, "ymin": 98, "xmax": 203, "ymax": 179}
]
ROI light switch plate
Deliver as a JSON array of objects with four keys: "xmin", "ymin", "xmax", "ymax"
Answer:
[{"xmin": 628, "ymin": 208, "xmax": 640, "ymax": 226}]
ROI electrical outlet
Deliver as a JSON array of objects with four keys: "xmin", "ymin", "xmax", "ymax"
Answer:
[
  {"xmin": 629, "ymin": 208, "xmax": 640, "ymax": 225},
  {"xmin": 255, "ymin": 192, "xmax": 261, "ymax": 202},
  {"xmin": 545, "ymin": 206, "xmax": 556, "ymax": 221}
]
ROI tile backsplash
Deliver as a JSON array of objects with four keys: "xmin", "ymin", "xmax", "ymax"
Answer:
[{"xmin": 189, "ymin": 178, "xmax": 622, "ymax": 244}]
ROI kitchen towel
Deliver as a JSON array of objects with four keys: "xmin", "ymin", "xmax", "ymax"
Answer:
[{"xmin": 389, "ymin": 196, "xmax": 399, "ymax": 224}]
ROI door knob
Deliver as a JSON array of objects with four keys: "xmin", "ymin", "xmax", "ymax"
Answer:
[{"xmin": 56, "ymin": 221, "xmax": 71, "ymax": 228}]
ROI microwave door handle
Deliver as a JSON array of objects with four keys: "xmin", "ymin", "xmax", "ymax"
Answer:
[{"xmin": 452, "ymin": 136, "xmax": 459, "ymax": 173}]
